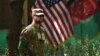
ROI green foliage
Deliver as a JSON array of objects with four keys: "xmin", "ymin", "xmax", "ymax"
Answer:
[{"xmin": 44, "ymin": 35, "xmax": 100, "ymax": 56}]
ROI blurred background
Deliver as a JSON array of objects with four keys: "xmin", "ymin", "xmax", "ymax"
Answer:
[{"xmin": 0, "ymin": 0, "xmax": 100, "ymax": 56}]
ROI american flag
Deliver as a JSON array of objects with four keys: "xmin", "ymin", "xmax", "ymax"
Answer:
[{"xmin": 35, "ymin": 0, "xmax": 73, "ymax": 47}]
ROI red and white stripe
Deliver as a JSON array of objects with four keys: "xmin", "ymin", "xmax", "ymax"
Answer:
[{"xmin": 35, "ymin": 0, "xmax": 73, "ymax": 47}]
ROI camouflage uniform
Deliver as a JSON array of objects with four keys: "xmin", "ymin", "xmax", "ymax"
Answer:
[{"xmin": 18, "ymin": 24, "xmax": 45, "ymax": 56}]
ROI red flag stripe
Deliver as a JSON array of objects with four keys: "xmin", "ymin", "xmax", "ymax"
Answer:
[
  {"xmin": 54, "ymin": 4, "xmax": 71, "ymax": 38},
  {"xmin": 52, "ymin": 7, "xmax": 68, "ymax": 41},
  {"xmin": 53, "ymin": 2, "xmax": 73, "ymax": 38},
  {"xmin": 50, "ymin": 7, "xmax": 68, "ymax": 41},
  {"xmin": 48, "ymin": 7, "xmax": 65, "ymax": 42},
  {"xmin": 59, "ymin": 2, "xmax": 74, "ymax": 35},
  {"xmin": 43, "ymin": 16, "xmax": 59, "ymax": 46},
  {"xmin": 44, "ymin": 16, "xmax": 60, "ymax": 45},
  {"xmin": 42, "ymin": 23, "xmax": 57, "ymax": 47}
]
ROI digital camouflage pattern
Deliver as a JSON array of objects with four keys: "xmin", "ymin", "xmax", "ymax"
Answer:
[{"xmin": 18, "ymin": 24, "xmax": 45, "ymax": 56}]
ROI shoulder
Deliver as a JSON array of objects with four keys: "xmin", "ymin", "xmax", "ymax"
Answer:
[
  {"xmin": 20, "ymin": 24, "xmax": 34, "ymax": 40},
  {"xmin": 21, "ymin": 24, "xmax": 33, "ymax": 35}
]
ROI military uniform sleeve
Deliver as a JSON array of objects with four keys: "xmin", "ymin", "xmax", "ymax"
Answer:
[
  {"xmin": 18, "ymin": 28, "xmax": 28, "ymax": 49},
  {"xmin": 18, "ymin": 28, "xmax": 31, "ymax": 56},
  {"xmin": 18, "ymin": 39, "xmax": 26, "ymax": 48}
]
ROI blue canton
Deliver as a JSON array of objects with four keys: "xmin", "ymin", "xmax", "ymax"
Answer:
[{"xmin": 43, "ymin": 0, "xmax": 60, "ymax": 8}]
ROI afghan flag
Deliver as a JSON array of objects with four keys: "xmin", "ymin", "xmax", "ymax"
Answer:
[{"xmin": 69, "ymin": 0, "xmax": 100, "ymax": 38}]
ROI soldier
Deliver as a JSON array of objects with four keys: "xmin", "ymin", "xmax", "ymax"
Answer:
[{"xmin": 18, "ymin": 8, "xmax": 45, "ymax": 56}]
